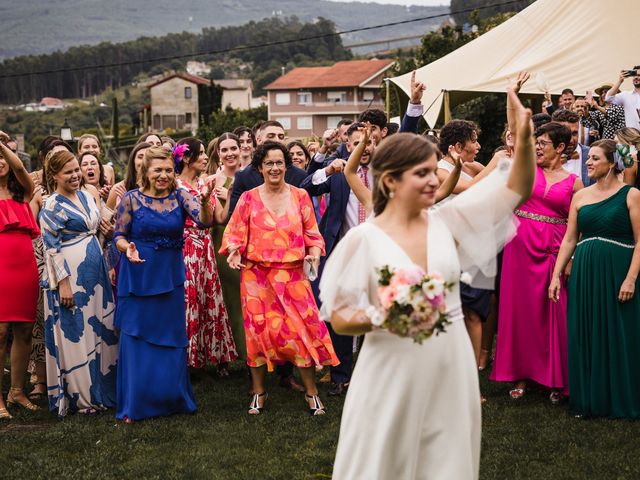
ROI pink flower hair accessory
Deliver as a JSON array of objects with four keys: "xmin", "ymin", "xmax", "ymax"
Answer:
[{"xmin": 172, "ymin": 144, "xmax": 190, "ymax": 171}]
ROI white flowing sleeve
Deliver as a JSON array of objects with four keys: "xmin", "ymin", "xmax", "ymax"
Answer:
[
  {"xmin": 319, "ymin": 225, "xmax": 377, "ymax": 321},
  {"xmin": 436, "ymin": 159, "xmax": 521, "ymax": 289}
]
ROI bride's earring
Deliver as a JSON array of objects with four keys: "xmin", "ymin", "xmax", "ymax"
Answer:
[{"xmin": 389, "ymin": 190, "xmax": 395, "ymax": 199}]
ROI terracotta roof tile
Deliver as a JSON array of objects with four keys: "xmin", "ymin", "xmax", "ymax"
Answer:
[
  {"xmin": 148, "ymin": 72, "xmax": 211, "ymax": 89},
  {"xmin": 265, "ymin": 59, "xmax": 394, "ymax": 90}
]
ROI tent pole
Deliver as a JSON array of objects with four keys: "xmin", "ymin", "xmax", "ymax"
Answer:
[
  {"xmin": 384, "ymin": 78, "xmax": 390, "ymax": 121},
  {"xmin": 443, "ymin": 90, "xmax": 451, "ymax": 124}
]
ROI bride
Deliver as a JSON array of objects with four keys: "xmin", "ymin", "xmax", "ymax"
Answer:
[{"xmin": 320, "ymin": 88, "xmax": 535, "ymax": 479}]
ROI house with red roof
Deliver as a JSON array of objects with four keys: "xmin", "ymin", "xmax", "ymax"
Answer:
[{"xmin": 265, "ymin": 59, "xmax": 394, "ymax": 137}]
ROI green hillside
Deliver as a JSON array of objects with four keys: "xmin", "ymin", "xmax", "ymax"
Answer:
[{"xmin": 0, "ymin": 0, "xmax": 448, "ymax": 59}]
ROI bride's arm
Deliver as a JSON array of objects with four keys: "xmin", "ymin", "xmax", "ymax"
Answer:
[
  {"xmin": 331, "ymin": 308, "xmax": 373, "ymax": 336},
  {"xmin": 505, "ymin": 87, "xmax": 536, "ymax": 204},
  {"xmin": 344, "ymin": 124, "xmax": 373, "ymax": 215}
]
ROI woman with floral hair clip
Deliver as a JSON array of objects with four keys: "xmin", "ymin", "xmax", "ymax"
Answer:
[{"xmin": 550, "ymin": 138, "xmax": 640, "ymax": 419}]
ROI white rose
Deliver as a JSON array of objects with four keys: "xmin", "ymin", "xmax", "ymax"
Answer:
[
  {"xmin": 365, "ymin": 305, "xmax": 385, "ymax": 327},
  {"xmin": 460, "ymin": 272, "xmax": 472, "ymax": 285}
]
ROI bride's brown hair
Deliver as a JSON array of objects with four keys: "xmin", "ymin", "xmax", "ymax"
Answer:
[{"xmin": 371, "ymin": 133, "xmax": 436, "ymax": 216}]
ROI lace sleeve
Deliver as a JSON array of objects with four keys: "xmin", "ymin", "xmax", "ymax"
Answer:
[
  {"xmin": 114, "ymin": 191, "xmax": 133, "ymax": 242},
  {"xmin": 436, "ymin": 159, "xmax": 521, "ymax": 289},
  {"xmin": 176, "ymin": 187, "xmax": 212, "ymax": 228},
  {"xmin": 39, "ymin": 196, "xmax": 71, "ymax": 289}
]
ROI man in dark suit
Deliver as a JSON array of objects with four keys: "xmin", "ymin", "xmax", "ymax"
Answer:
[
  {"xmin": 301, "ymin": 122, "xmax": 376, "ymax": 396},
  {"xmin": 552, "ymin": 109, "xmax": 592, "ymax": 186},
  {"xmin": 226, "ymin": 122, "xmax": 308, "ymax": 392}
]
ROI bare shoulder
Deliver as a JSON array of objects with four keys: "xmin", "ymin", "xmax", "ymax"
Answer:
[
  {"xmin": 468, "ymin": 161, "xmax": 485, "ymax": 174},
  {"xmin": 627, "ymin": 186, "xmax": 640, "ymax": 204}
]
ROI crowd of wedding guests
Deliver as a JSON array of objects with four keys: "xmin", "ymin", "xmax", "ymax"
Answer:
[{"xmin": 1, "ymin": 66, "xmax": 639, "ymax": 443}]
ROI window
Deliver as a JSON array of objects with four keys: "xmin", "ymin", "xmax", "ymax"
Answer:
[
  {"xmin": 327, "ymin": 91, "xmax": 347, "ymax": 103},
  {"xmin": 362, "ymin": 90, "xmax": 375, "ymax": 101},
  {"xmin": 185, "ymin": 112, "xmax": 193, "ymax": 124},
  {"xmin": 326, "ymin": 116, "xmax": 343, "ymax": 129},
  {"xmin": 177, "ymin": 115, "xmax": 185, "ymax": 129},
  {"xmin": 276, "ymin": 117, "xmax": 291, "ymax": 130},
  {"xmin": 162, "ymin": 115, "xmax": 177, "ymax": 130},
  {"xmin": 153, "ymin": 114, "xmax": 161, "ymax": 130},
  {"xmin": 297, "ymin": 116, "xmax": 312, "ymax": 130},
  {"xmin": 297, "ymin": 92, "xmax": 312, "ymax": 105},
  {"xmin": 275, "ymin": 93, "xmax": 291, "ymax": 105},
  {"xmin": 184, "ymin": 86, "xmax": 192, "ymax": 99}
]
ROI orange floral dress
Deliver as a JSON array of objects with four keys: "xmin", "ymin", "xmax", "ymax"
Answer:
[{"xmin": 220, "ymin": 186, "xmax": 338, "ymax": 371}]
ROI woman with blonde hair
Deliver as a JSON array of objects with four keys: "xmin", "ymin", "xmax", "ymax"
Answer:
[{"xmin": 615, "ymin": 127, "xmax": 640, "ymax": 187}]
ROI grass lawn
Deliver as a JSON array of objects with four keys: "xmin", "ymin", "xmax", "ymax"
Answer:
[{"xmin": 1, "ymin": 363, "xmax": 639, "ymax": 480}]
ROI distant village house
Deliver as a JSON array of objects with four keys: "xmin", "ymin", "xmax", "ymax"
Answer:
[{"xmin": 265, "ymin": 59, "xmax": 394, "ymax": 138}]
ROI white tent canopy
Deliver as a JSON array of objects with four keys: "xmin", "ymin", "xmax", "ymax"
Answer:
[{"xmin": 392, "ymin": 0, "xmax": 640, "ymax": 127}]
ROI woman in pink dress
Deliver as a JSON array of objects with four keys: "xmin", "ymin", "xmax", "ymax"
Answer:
[
  {"xmin": 491, "ymin": 122, "xmax": 583, "ymax": 403},
  {"xmin": 175, "ymin": 137, "xmax": 237, "ymax": 374}
]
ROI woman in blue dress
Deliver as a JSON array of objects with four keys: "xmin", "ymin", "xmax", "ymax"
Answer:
[
  {"xmin": 113, "ymin": 146, "xmax": 214, "ymax": 423},
  {"xmin": 40, "ymin": 150, "xmax": 118, "ymax": 416}
]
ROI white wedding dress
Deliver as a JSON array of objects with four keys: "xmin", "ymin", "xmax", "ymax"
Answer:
[{"xmin": 320, "ymin": 162, "xmax": 519, "ymax": 480}]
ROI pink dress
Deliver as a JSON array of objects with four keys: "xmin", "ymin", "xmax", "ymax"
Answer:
[{"xmin": 491, "ymin": 167, "xmax": 576, "ymax": 393}]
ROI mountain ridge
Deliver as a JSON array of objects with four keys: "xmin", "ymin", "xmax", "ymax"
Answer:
[{"xmin": 0, "ymin": 0, "xmax": 449, "ymax": 59}]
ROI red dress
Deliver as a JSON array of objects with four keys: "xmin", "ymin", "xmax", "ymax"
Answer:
[
  {"xmin": 0, "ymin": 198, "xmax": 40, "ymax": 322},
  {"xmin": 180, "ymin": 179, "xmax": 237, "ymax": 368}
]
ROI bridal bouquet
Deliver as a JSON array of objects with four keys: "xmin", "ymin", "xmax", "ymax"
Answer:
[{"xmin": 368, "ymin": 265, "xmax": 453, "ymax": 344}]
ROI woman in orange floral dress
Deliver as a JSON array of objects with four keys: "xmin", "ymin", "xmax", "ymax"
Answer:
[{"xmin": 220, "ymin": 141, "xmax": 338, "ymax": 416}]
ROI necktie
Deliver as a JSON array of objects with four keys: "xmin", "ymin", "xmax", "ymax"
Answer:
[{"xmin": 358, "ymin": 165, "xmax": 370, "ymax": 224}]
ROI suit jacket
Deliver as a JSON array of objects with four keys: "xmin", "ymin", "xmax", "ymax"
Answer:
[
  {"xmin": 227, "ymin": 164, "xmax": 308, "ymax": 217},
  {"xmin": 301, "ymin": 170, "xmax": 353, "ymax": 301},
  {"xmin": 579, "ymin": 143, "xmax": 592, "ymax": 187}
]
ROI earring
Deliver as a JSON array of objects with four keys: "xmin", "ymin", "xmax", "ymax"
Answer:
[{"xmin": 389, "ymin": 191, "xmax": 395, "ymax": 199}]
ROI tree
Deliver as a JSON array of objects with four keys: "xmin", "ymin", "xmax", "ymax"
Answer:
[{"xmin": 450, "ymin": 0, "xmax": 535, "ymax": 25}]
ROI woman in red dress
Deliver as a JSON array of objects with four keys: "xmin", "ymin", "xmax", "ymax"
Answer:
[
  {"xmin": 0, "ymin": 131, "xmax": 39, "ymax": 419},
  {"xmin": 176, "ymin": 138, "xmax": 238, "ymax": 374}
]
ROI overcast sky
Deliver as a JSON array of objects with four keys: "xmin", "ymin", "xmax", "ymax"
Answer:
[{"xmin": 328, "ymin": 0, "xmax": 449, "ymax": 6}]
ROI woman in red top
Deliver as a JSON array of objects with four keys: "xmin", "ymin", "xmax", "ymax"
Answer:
[{"xmin": 0, "ymin": 131, "xmax": 39, "ymax": 419}]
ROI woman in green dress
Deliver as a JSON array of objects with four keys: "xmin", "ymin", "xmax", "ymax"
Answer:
[
  {"xmin": 211, "ymin": 133, "xmax": 246, "ymax": 360},
  {"xmin": 550, "ymin": 139, "xmax": 640, "ymax": 418}
]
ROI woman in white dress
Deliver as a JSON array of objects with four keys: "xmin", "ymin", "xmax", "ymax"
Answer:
[{"xmin": 320, "ymin": 88, "xmax": 536, "ymax": 479}]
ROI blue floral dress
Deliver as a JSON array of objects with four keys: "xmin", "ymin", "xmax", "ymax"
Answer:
[
  {"xmin": 114, "ymin": 188, "xmax": 208, "ymax": 421},
  {"xmin": 40, "ymin": 190, "xmax": 117, "ymax": 416}
]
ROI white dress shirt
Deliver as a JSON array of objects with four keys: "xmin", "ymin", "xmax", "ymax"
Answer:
[
  {"xmin": 311, "ymin": 166, "xmax": 373, "ymax": 238},
  {"xmin": 562, "ymin": 147, "xmax": 583, "ymax": 178}
]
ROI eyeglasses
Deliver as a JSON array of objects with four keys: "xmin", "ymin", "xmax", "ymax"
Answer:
[
  {"xmin": 535, "ymin": 139, "xmax": 554, "ymax": 148},
  {"xmin": 263, "ymin": 161, "xmax": 285, "ymax": 169}
]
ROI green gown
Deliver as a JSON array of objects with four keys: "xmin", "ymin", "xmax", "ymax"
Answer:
[
  {"xmin": 568, "ymin": 185, "xmax": 640, "ymax": 418},
  {"xmin": 212, "ymin": 176, "xmax": 246, "ymax": 359}
]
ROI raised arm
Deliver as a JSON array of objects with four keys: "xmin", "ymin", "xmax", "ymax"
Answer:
[
  {"xmin": 548, "ymin": 194, "xmax": 581, "ymax": 302},
  {"xmin": 0, "ymin": 131, "xmax": 34, "ymax": 201},
  {"xmin": 344, "ymin": 124, "xmax": 373, "ymax": 215},
  {"xmin": 606, "ymin": 71, "xmax": 627, "ymax": 100},
  {"xmin": 400, "ymin": 71, "xmax": 426, "ymax": 134},
  {"xmin": 505, "ymin": 87, "xmax": 536, "ymax": 203},
  {"xmin": 435, "ymin": 147, "xmax": 462, "ymax": 202},
  {"xmin": 507, "ymin": 72, "xmax": 529, "ymax": 141}
]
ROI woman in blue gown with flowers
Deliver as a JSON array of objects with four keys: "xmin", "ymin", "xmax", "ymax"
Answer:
[{"xmin": 114, "ymin": 146, "xmax": 214, "ymax": 422}]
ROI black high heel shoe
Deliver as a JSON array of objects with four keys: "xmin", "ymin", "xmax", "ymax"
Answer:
[
  {"xmin": 248, "ymin": 392, "xmax": 267, "ymax": 415},
  {"xmin": 306, "ymin": 394, "xmax": 326, "ymax": 416}
]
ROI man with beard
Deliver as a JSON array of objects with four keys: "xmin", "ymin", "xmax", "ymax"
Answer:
[
  {"xmin": 606, "ymin": 68, "xmax": 640, "ymax": 130},
  {"xmin": 552, "ymin": 109, "xmax": 591, "ymax": 186},
  {"xmin": 301, "ymin": 122, "xmax": 376, "ymax": 396}
]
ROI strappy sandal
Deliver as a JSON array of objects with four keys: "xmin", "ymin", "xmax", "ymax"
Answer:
[
  {"xmin": 478, "ymin": 349, "xmax": 491, "ymax": 371},
  {"xmin": 306, "ymin": 394, "xmax": 326, "ymax": 416},
  {"xmin": 248, "ymin": 392, "xmax": 267, "ymax": 415},
  {"xmin": 28, "ymin": 382, "xmax": 47, "ymax": 401},
  {"xmin": 7, "ymin": 387, "xmax": 40, "ymax": 411},
  {"xmin": 0, "ymin": 407, "xmax": 12, "ymax": 420},
  {"xmin": 549, "ymin": 391, "xmax": 562, "ymax": 405},
  {"xmin": 509, "ymin": 388, "xmax": 526, "ymax": 400}
]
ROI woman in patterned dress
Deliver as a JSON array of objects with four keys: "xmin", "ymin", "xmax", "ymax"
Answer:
[
  {"xmin": 175, "ymin": 137, "xmax": 237, "ymax": 374},
  {"xmin": 220, "ymin": 142, "xmax": 338, "ymax": 416},
  {"xmin": 40, "ymin": 150, "xmax": 118, "ymax": 416},
  {"xmin": 28, "ymin": 140, "xmax": 74, "ymax": 401}
]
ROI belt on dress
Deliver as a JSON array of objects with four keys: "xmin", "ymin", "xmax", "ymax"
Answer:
[
  {"xmin": 577, "ymin": 237, "xmax": 635, "ymax": 249},
  {"xmin": 514, "ymin": 209, "xmax": 567, "ymax": 225}
]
